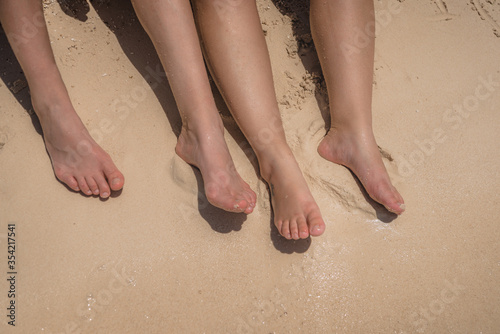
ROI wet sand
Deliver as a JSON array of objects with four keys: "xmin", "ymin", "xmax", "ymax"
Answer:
[{"xmin": 1, "ymin": 0, "xmax": 499, "ymax": 333}]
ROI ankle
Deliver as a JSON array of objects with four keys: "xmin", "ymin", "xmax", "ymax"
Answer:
[
  {"xmin": 31, "ymin": 82, "xmax": 74, "ymax": 121},
  {"xmin": 180, "ymin": 116, "xmax": 225, "ymax": 143},
  {"xmin": 257, "ymin": 146, "xmax": 296, "ymax": 182},
  {"xmin": 328, "ymin": 121, "xmax": 375, "ymax": 139},
  {"xmin": 329, "ymin": 111, "xmax": 373, "ymax": 133},
  {"xmin": 32, "ymin": 97, "xmax": 74, "ymax": 124}
]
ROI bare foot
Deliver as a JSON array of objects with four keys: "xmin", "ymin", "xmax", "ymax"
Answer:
[
  {"xmin": 318, "ymin": 128, "xmax": 405, "ymax": 215},
  {"xmin": 175, "ymin": 123, "xmax": 256, "ymax": 214},
  {"xmin": 261, "ymin": 151, "xmax": 326, "ymax": 240},
  {"xmin": 35, "ymin": 101, "xmax": 125, "ymax": 198}
]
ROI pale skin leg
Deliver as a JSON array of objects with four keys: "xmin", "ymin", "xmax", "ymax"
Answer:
[
  {"xmin": 131, "ymin": 0, "xmax": 257, "ymax": 214},
  {"xmin": 0, "ymin": 0, "xmax": 124, "ymax": 198},
  {"xmin": 192, "ymin": 0, "xmax": 325, "ymax": 239},
  {"xmin": 131, "ymin": 0, "xmax": 324, "ymax": 239},
  {"xmin": 311, "ymin": 0, "xmax": 405, "ymax": 214}
]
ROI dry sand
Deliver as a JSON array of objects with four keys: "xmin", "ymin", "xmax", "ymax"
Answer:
[{"xmin": 1, "ymin": 0, "xmax": 500, "ymax": 333}]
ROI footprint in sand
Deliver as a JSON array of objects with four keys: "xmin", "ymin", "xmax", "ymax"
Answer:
[
  {"xmin": 312, "ymin": 145, "xmax": 402, "ymax": 216},
  {"xmin": 471, "ymin": 0, "xmax": 500, "ymax": 37},
  {"xmin": 170, "ymin": 155, "xmax": 213, "ymax": 215},
  {"xmin": 170, "ymin": 155, "xmax": 198, "ymax": 195},
  {"xmin": 256, "ymin": 178, "xmax": 270, "ymax": 212},
  {"xmin": 378, "ymin": 145, "xmax": 406, "ymax": 187},
  {"xmin": 288, "ymin": 117, "xmax": 372, "ymax": 214},
  {"xmin": 279, "ymin": 72, "xmax": 319, "ymax": 111},
  {"xmin": 289, "ymin": 117, "xmax": 403, "ymax": 217},
  {"xmin": 422, "ymin": 0, "xmax": 456, "ymax": 21},
  {"xmin": 0, "ymin": 127, "xmax": 13, "ymax": 152}
]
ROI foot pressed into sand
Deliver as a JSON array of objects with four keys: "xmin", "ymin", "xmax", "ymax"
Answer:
[
  {"xmin": 260, "ymin": 149, "xmax": 326, "ymax": 240},
  {"xmin": 318, "ymin": 128, "xmax": 405, "ymax": 215},
  {"xmin": 175, "ymin": 124, "xmax": 257, "ymax": 214}
]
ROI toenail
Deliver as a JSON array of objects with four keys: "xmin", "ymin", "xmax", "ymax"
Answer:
[
  {"xmin": 102, "ymin": 192, "xmax": 109, "ymax": 198},
  {"xmin": 112, "ymin": 178, "xmax": 121, "ymax": 186},
  {"xmin": 399, "ymin": 203, "xmax": 406, "ymax": 211}
]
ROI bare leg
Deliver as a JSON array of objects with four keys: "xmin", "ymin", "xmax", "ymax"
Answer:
[
  {"xmin": 0, "ymin": 0, "xmax": 124, "ymax": 198},
  {"xmin": 311, "ymin": 0, "xmax": 405, "ymax": 214},
  {"xmin": 193, "ymin": 0, "xmax": 325, "ymax": 239},
  {"xmin": 131, "ymin": 0, "xmax": 256, "ymax": 213}
]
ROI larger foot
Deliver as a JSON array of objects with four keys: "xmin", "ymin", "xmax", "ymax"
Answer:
[
  {"xmin": 175, "ymin": 123, "xmax": 256, "ymax": 214},
  {"xmin": 318, "ymin": 128, "xmax": 405, "ymax": 215},
  {"xmin": 35, "ymin": 102, "xmax": 125, "ymax": 198}
]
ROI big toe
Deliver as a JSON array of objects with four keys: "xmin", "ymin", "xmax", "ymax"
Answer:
[
  {"xmin": 308, "ymin": 213, "xmax": 325, "ymax": 237},
  {"xmin": 367, "ymin": 180, "xmax": 404, "ymax": 215},
  {"xmin": 242, "ymin": 190, "xmax": 257, "ymax": 214},
  {"xmin": 379, "ymin": 187, "xmax": 405, "ymax": 215},
  {"xmin": 105, "ymin": 169, "xmax": 124, "ymax": 191},
  {"xmin": 205, "ymin": 188, "xmax": 248, "ymax": 213},
  {"xmin": 110, "ymin": 175, "xmax": 125, "ymax": 191},
  {"xmin": 234, "ymin": 198, "xmax": 251, "ymax": 213},
  {"xmin": 244, "ymin": 204, "xmax": 254, "ymax": 214},
  {"xmin": 385, "ymin": 198, "xmax": 405, "ymax": 215}
]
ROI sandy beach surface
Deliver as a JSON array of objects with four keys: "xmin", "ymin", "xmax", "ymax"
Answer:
[{"xmin": 1, "ymin": 0, "xmax": 499, "ymax": 333}]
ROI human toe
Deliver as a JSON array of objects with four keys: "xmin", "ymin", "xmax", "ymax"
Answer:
[
  {"xmin": 103, "ymin": 164, "xmax": 124, "ymax": 191},
  {"xmin": 297, "ymin": 217, "xmax": 309, "ymax": 239},
  {"xmin": 280, "ymin": 220, "xmax": 291, "ymax": 240},
  {"xmin": 243, "ymin": 204, "xmax": 254, "ymax": 214},
  {"xmin": 386, "ymin": 200, "xmax": 405, "ymax": 215},
  {"xmin": 59, "ymin": 173, "xmax": 80, "ymax": 192},
  {"xmin": 77, "ymin": 177, "xmax": 92, "ymax": 196},
  {"xmin": 289, "ymin": 219, "xmax": 300, "ymax": 240},
  {"xmin": 308, "ymin": 214, "xmax": 325, "ymax": 237},
  {"xmin": 85, "ymin": 176, "xmax": 100, "ymax": 195},
  {"xmin": 383, "ymin": 189, "xmax": 405, "ymax": 215},
  {"xmin": 94, "ymin": 174, "xmax": 111, "ymax": 198},
  {"xmin": 242, "ymin": 190, "xmax": 256, "ymax": 214},
  {"xmin": 234, "ymin": 198, "xmax": 250, "ymax": 213}
]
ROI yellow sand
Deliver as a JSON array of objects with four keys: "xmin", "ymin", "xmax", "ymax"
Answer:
[{"xmin": 1, "ymin": 0, "xmax": 499, "ymax": 333}]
